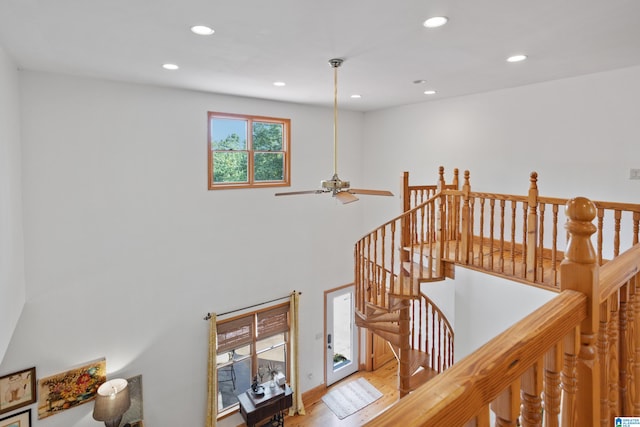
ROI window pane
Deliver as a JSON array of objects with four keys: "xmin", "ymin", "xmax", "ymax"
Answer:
[
  {"xmin": 217, "ymin": 355, "xmax": 251, "ymax": 412},
  {"xmin": 254, "ymin": 152, "xmax": 284, "ymax": 182},
  {"xmin": 212, "ymin": 118, "xmax": 247, "ymax": 150},
  {"xmin": 257, "ymin": 345, "xmax": 286, "ymax": 383},
  {"xmin": 256, "ymin": 332, "xmax": 285, "ymax": 353},
  {"xmin": 252, "ymin": 122, "xmax": 283, "ymax": 151},
  {"xmin": 213, "ymin": 152, "xmax": 248, "ymax": 183}
]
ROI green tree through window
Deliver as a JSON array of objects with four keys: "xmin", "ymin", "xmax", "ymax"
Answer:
[{"xmin": 208, "ymin": 112, "xmax": 290, "ymax": 190}]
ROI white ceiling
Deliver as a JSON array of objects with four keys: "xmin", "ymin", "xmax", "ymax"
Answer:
[{"xmin": 1, "ymin": 0, "xmax": 640, "ymax": 112}]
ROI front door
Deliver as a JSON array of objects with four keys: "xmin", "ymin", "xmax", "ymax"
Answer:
[{"xmin": 325, "ymin": 285, "xmax": 359, "ymax": 386}]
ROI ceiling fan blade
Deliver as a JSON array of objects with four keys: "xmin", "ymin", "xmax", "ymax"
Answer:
[
  {"xmin": 349, "ymin": 188, "xmax": 394, "ymax": 196},
  {"xmin": 275, "ymin": 190, "xmax": 324, "ymax": 196},
  {"xmin": 335, "ymin": 191, "xmax": 359, "ymax": 204}
]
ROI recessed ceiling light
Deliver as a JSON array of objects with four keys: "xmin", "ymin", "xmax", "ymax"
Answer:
[
  {"xmin": 423, "ymin": 16, "xmax": 448, "ymax": 28},
  {"xmin": 350, "ymin": 94, "xmax": 361, "ymax": 99},
  {"xmin": 273, "ymin": 81, "xmax": 286, "ymax": 87},
  {"xmin": 507, "ymin": 54, "xmax": 527, "ymax": 63},
  {"xmin": 413, "ymin": 79, "xmax": 427, "ymax": 84},
  {"xmin": 191, "ymin": 25, "xmax": 215, "ymax": 36},
  {"xmin": 162, "ymin": 63, "xmax": 179, "ymax": 70},
  {"xmin": 424, "ymin": 90, "xmax": 437, "ymax": 95}
]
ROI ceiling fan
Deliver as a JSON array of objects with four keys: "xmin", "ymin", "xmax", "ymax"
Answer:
[{"xmin": 275, "ymin": 58, "xmax": 393, "ymax": 204}]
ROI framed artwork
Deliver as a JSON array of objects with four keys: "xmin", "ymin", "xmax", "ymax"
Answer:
[
  {"xmin": 0, "ymin": 367, "xmax": 36, "ymax": 415},
  {"xmin": 0, "ymin": 409, "xmax": 31, "ymax": 427},
  {"xmin": 37, "ymin": 358, "xmax": 106, "ymax": 419}
]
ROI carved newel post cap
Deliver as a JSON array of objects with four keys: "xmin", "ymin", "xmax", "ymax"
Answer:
[
  {"xmin": 564, "ymin": 197, "xmax": 597, "ymax": 264},
  {"xmin": 565, "ymin": 196, "xmax": 596, "ymax": 222}
]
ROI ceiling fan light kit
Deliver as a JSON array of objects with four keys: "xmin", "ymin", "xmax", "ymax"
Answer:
[{"xmin": 275, "ymin": 58, "xmax": 393, "ymax": 204}]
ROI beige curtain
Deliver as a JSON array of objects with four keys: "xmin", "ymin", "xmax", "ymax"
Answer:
[
  {"xmin": 288, "ymin": 291, "xmax": 306, "ymax": 416},
  {"xmin": 206, "ymin": 313, "xmax": 218, "ymax": 427}
]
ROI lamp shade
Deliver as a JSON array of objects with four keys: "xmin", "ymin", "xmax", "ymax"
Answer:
[{"xmin": 92, "ymin": 378, "xmax": 131, "ymax": 421}]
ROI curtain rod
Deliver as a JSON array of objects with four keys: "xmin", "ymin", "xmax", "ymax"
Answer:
[{"xmin": 203, "ymin": 291, "xmax": 301, "ymax": 320}]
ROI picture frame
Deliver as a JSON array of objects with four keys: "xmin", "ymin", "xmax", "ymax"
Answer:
[
  {"xmin": 0, "ymin": 367, "xmax": 36, "ymax": 415},
  {"xmin": 0, "ymin": 408, "xmax": 31, "ymax": 427},
  {"xmin": 37, "ymin": 358, "xmax": 106, "ymax": 419}
]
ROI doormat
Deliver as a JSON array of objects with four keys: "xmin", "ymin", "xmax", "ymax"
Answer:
[{"xmin": 321, "ymin": 378, "xmax": 383, "ymax": 420}]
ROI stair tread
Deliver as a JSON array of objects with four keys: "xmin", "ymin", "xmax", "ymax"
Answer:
[{"xmin": 409, "ymin": 366, "xmax": 439, "ymax": 391}]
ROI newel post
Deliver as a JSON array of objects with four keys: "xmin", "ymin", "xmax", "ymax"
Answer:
[
  {"xmin": 526, "ymin": 172, "xmax": 539, "ymax": 282},
  {"xmin": 560, "ymin": 197, "xmax": 601, "ymax": 425}
]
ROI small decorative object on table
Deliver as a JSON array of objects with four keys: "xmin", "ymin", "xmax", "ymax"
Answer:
[{"xmin": 251, "ymin": 376, "xmax": 264, "ymax": 397}]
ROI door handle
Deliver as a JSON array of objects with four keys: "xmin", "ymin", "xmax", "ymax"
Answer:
[{"xmin": 327, "ymin": 333, "xmax": 332, "ymax": 349}]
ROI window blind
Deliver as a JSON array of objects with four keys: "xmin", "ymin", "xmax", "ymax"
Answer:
[
  {"xmin": 217, "ymin": 316, "xmax": 254, "ymax": 352},
  {"xmin": 257, "ymin": 304, "xmax": 289, "ymax": 338}
]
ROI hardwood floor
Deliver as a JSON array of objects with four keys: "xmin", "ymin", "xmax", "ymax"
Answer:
[{"xmin": 283, "ymin": 360, "xmax": 400, "ymax": 427}]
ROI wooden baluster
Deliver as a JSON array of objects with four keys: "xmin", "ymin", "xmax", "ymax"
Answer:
[
  {"xmin": 552, "ymin": 204, "xmax": 559, "ymax": 287},
  {"xmin": 373, "ymin": 231, "xmax": 379, "ymax": 305},
  {"xmin": 418, "ymin": 206, "xmax": 425, "ymax": 285},
  {"xmin": 522, "ymin": 201, "xmax": 528, "ymax": 279},
  {"xmin": 608, "ymin": 291, "xmax": 621, "ymax": 418},
  {"xmin": 620, "ymin": 284, "xmax": 629, "ymax": 414},
  {"xmin": 460, "ymin": 170, "xmax": 471, "ymax": 264},
  {"xmin": 544, "ymin": 344, "xmax": 561, "ymax": 427},
  {"xmin": 631, "ymin": 278, "xmax": 640, "ymax": 415},
  {"xmin": 390, "ymin": 222, "xmax": 396, "ymax": 298},
  {"xmin": 520, "ymin": 360, "xmax": 543, "ymax": 427},
  {"xmin": 597, "ymin": 207, "xmax": 604, "ymax": 265},
  {"xmin": 562, "ymin": 327, "xmax": 579, "ymax": 426},
  {"xmin": 615, "ymin": 210, "xmax": 622, "ymax": 257},
  {"xmin": 500, "ymin": 199, "xmax": 506, "ymax": 272},
  {"xmin": 560, "ymin": 197, "xmax": 600, "ymax": 425},
  {"xmin": 538, "ymin": 203, "xmax": 545, "ymax": 284},
  {"xmin": 490, "ymin": 198, "xmax": 496, "ymax": 271},
  {"xmin": 511, "ymin": 200, "xmax": 517, "ymax": 275},
  {"xmin": 598, "ymin": 301, "xmax": 610, "ymax": 427},
  {"xmin": 479, "ymin": 197, "xmax": 485, "ymax": 268},
  {"xmin": 526, "ymin": 172, "xmax": 539, "ymax": 282},
  {"xmin": 380, "ymin": 228, "xmax": 387, "ymax": 308},
  {"xmin": 437, "ymin": 191, "xmax": 446, "ymax": 277},
  {"xmin": 491, "ymin": 381, "xmax": 521, "ymax": 427},
  {"xmin": 470, "ymin": 197, "xmax": 476, "ymax": 266},
  {"xmin": 450, "ymin": 168, "xmax": 460, "ymax": 241}
]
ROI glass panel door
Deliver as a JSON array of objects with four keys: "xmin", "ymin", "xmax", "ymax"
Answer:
[{"xmin": 325, "ymin": 285, "xmax": 358, "ymax": 385}]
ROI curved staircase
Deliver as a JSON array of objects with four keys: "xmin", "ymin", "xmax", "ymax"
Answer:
[{"xmin": 354, "ymin": 166, "xmax": 640, "ymax": 399}]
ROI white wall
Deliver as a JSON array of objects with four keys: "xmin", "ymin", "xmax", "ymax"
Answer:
[
  {"xmin": 452, "ymin": 268, "xmax": 556, "ymax": 361},
  {"xmin": 0, "ymin": 71, "xmax": 398, "ymax": 427},
  {"xmin": 0, "ymin": 44, "xmax": 25, "ymax": 363},
  {"xmin": 363, "ymin": 65, "xmax": 640, "ymax": 206}
]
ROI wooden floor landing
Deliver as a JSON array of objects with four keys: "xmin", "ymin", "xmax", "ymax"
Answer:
[
  {"xmin": 280, "ymin": 360, "xmax": 399, "ymax": 427},
  {"xmin": 411, "ymin": 239, "xmax": 565, "ymax": 291}
]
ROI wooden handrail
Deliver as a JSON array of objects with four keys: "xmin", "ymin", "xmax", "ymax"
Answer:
[{"xmin": 365, "ymin": 290, "xmax": 587, "ymax": 426}]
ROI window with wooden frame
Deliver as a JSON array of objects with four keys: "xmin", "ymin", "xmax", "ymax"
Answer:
[
  {"xmin": 216, "ymin": 303, "xmax": 290, "ymax": 417},
  {"xmin": 208, "ymin": 112, "xmax": 291, "ymax": 190}
]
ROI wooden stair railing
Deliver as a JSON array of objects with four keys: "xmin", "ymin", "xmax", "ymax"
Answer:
[
  {"xmin": 355, "ymin": 167, "xmax": 639, "ymax": 399},
  {"xmin": 366, "ymin": 197, "xmax": 640, "ymax": 426},
  {"xmin": 355, "ymin": 174, "xmax": 457, "ymax": 395},
  {"xmin": 403, "ymin": 168, "xmax": 640, "ymax": 290}
]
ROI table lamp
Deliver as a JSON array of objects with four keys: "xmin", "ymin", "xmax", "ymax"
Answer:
[{"xmin": 93, "ymin": 378, "xmax": 131, "ymax": 427}]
